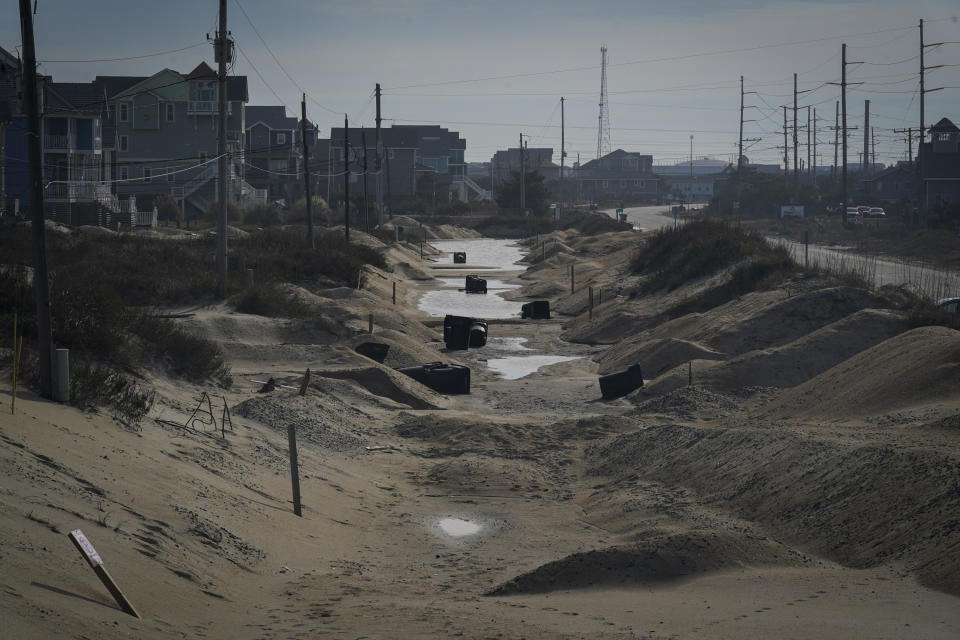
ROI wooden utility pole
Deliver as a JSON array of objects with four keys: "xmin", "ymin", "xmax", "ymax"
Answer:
[
  {"xmin": 783, "ymin": 106, "xmax": 789, "ymax": 186},
  {"xmin": 842, "ymin": 43, "xmax": 848, "ymax": 224},
  {"xmin": 833, "ymin": 101, "xmax": 839, "ymax": 180},
  {"xmin": 361, "ymin": 126, "xmax": 369, "ymax": 233},
  {"xmin": 216, "ymin": 0, "xmax": 229, "ymax": 298},
  {"xmin": 807, "ymin": 105, "xmax": 811, "ymax": 178},
  {"xmin": 863, "ymin": 99, "xmax": 871, "ymax": 177},
  {"xmin": 738, "ymin": 75, "xmax": 744, "ymax": 186},
  {"xmin": 286, "ymin": 425, "xmax": 302, "ymax": 517},
  {"xmin": 560, "ymin": 96, "xmax": 565, "ymax": 218},
  {"xmin": 344, "ymin": 114, "xmax": 350, "ymax": 242},
  {"xmin": 301, "ymin": 94, "xmax": 314, "ymax": 249},
  {"xmin": 793, "ymin": 72, "xmax": 798, "ymax": 191},
  {"xmin": 18, "ymin": 0, "xmax": 53, "ymax": 398},
  {"xmin": 375, "ymin": 83, "xmax": 383, "ymax": 228},
  {"xmin": 519, "ymin": 134, "xmax": 526, "ymax": 213},
  {"xmin": 813, "ymin": 107, "xmax": 818, "ymax": 188},
  {"xmin": 871, "ymin": 126, "xmax": 876, "ymax": 175}
]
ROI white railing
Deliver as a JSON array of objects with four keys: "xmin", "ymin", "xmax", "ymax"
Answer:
[
  {"xmin": 170, "ymin": 164, "xmax": 217, "ymax": 199},
  {"xmin": 46, "ymin": 181, "xmax": 114, "ymax": 203},
  {"xmin": 44, "ymin": 134, "xmax": 70, "ymax": 149},
  {"xmin": 458, "ymin": 175, "xmax": 493, "ymax": 202},
  {"xmin": 187, "ymin": 101, "xmax": 232, "ymax": 115}
]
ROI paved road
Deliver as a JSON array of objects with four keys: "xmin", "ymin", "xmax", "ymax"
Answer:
[{"xmin": 602, "ymin": 204, "xmax": 678, "ymax": 231}]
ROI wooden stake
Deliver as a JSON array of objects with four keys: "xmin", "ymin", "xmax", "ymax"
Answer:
[
  {"xmin": 392, "ymin": 282, "xmax": 396, "ymax": 305},
  {"xmin": 299, "ymin": 368, "xmax": 311, "ymax": 396},
  {"xmin": 287, "ymin": 425, "xmax": 302, "ymax": 517},
  {"xmin": 688, "ymin": 361, "xmax": 693, "ymax": 387},
  {"xmin": 368, "ymin": 313, "xmax": 374, "ymax": 333},
  {"xmin": 67, "ymin": 530, "xmax": 140, "ymax": 618},
  {"xmin": 570, "ymin": 264, "xmax": 575, "ymax": 294},
  {"xmin": 588, "ymin": 286, "xmax": 594, "ymax": 320}
]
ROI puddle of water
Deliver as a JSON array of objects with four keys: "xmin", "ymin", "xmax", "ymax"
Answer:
[
  {"xmin": 419, "ymin": 289, "xmax": 523, "ymax": 318},
  {"xmin": 438, "ymin": 278, "xmax": 521, "ymax": 290},
  {"xmin": 430, "ymin": 239, "xmax": 526, "ymax": 271},
  {"xmin": 487, "ymin": 337, "xmax": 532, "ymax": 352},
  {"xmin": 486, "ymin": 355, "xmax": 581, "ymax": 380},
  {"xmin": 437, "ymin": 517, "xmax": 482, "ymax": 538}
]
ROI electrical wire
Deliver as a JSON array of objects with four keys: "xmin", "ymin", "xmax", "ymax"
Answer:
[{"xmin": 40, "ymin": 42, "xmax": 207, "ymax": 64}]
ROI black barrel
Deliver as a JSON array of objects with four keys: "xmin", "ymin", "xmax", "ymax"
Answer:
[
  {"xmin": 354, "ymin": 342, "xmax": 389, "ymax": 363},
  {"xmin": 465, "ymin": 274, "xmax": 487, "ymax": 294},
  {"xmin": 521, "ymin": 300, "xmax": 551, "ymax": 319},
  {"xmin": 453, "ymin": 251, "xmax": 467, "ymax": 264},
  {"xmin": 599, "ymin": 364, "xmax": 644, "ymax": 399},
  {"xmin": 396, "ymin": 362, "xmax": 470, "ymax": 394},
  {"xmin": 444, "ymin": 314, "xmax": 488, "ymax": 350}
]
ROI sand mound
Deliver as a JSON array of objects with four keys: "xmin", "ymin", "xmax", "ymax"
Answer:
[
  {"xmin": 634, "ymin": 385, "xmax": 740, "ymax": 419},
  {"xmin": 234, "ymin": 394, "xmax": 368, "ymax": 451},
  {"xmin": 488, "ymin": 531, "xmax": 798, "ymax": 595},
  {"xmin": 395, "ymin": 413, "xmax": 561, "ymax": 459},
  {"xmin": 684, "ymin": 308, "xmax": 907, "ymax": 393},
  {"xmin": 317, "ymin": 366, "xmax": 446, "ymax": 410},
  {"xmin": 562, "ymin": 304, "xmax": 659, "ymax": 345},
  {"xmin": 642, "ymin": 358, "xmax": 724, "ymax": 395},
  {"xmin": 598, "ymin": 337, "xmax": 724, "ymax": 376},
  {"xmin": 588, "ymin": 423, "xmax": 960, "ymax": 595},
  {"xmin": 771, "ymin": 325, "xmax": 960, "ymax": 418},
  {"xmin": 347, "ymin": 329, "xmax": 449, "ymax": 369}
]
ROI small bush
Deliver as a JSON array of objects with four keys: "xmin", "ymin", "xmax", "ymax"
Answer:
[
  {"xmin": 243, "ymin": 204, "xmax": 284, "ymax": 227},
  {"xmin": 633, "ymin": 220, "xmax": 781, "ymax": 291},
  {"xmin": 204, "ymin": 200, "xmax": 243, "ymax": 224},
  {"xmin": 907, "ymin": 304, "xmax": 960, "ymax": 332},
  {"xmin": 132, "ymin": 316, "xmax": 231, "ymax": 385},
  {"xmin": 69, "ymin": 360, "xmax": 156, "ymax": 425},
  {"xmin": 233, "ymin": 285, "xmax": 311, "ymax": 318}
]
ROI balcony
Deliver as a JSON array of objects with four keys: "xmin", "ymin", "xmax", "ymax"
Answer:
[
  {"xmin": 44, "ymin": 134, "xmax": 70, "ymax": 150},
  {"xmin": 187, "ymin": 101, "xmax": 232, "ymax": 115},
  {"xmin": 46, "ymin": 181, "xmax": 113, "ymax": 204}
]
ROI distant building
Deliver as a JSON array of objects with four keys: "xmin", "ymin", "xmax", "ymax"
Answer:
[
  {"xmin": 490, "ymin": 147, "xmax": 554, "ymax": 187},
  {"xmin": 920, "ymin": 117, "xmax": 960, "ymax": 210},
  {"xmin": 95, "ymin": 62, "xmax": 255, "ymax": 218},
  {"xmin": 861, "ymin": 162, "xmax": 918, "ymax": 202},
  {"xmin": 245, "ymin": 105, "xmax": 300, "ymax": 201},
  {"xmin": 576, "ymin": 149, "xmax": 658, "ymax": 202}
]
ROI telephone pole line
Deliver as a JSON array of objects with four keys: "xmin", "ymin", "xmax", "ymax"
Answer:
[
  {"xmin": 738, "ymin": 75, "xmax": 744, "ymax": 186},
  {"xmin": 344, "ymin": 114, "xmax": 350, "ymax": 243},
  {"xmin": 18, "ymin": 0, "xmax": 53, "ymax": 398},
  {"xmin": 375, "ymin": 83, "xmax": 383, "ymax": 228},
  {"xmin": 806, "ymin": 105, "xmax": 811, "ymax": 179},
  {"xmin": 842, "ymin": 43, "xmax": 848, "ymax": 223},
  {"xmin": 833, "ymin": 101, "xmax": 839, "ymax": 180},
  {"xmin": 560, "ymin": 96, "xmax": 565, "ymax": 218},
  {"xmin": 919, "ymin": 18, "xmax": 925, "ymax": 213},
  {"xmin": 783, "ymin": 106, "xmax": 789, "ymax": 187},
  {"xmin": 361, "ymin": 126, "xmax": 369, "ymax": 233},
  {"xmin": 519, "ymin": 133, "xmax": 526, "ymax": 213},
  {"xmin": 793, "ymin": 72, "xmax": 798, "ymax": 191},
  {"xmin": 301, "ymin": 94, "xmax": 314, "ymax": 249},
  {"xmin": 216, "ymin": 0, "xmax": 229, "ymax": 298},
  {"xmin": 813, "ymin": 107, "xmax": 818, "ymax": 188},
  {"xmin": 863, "ymin": 99, "xmax": 870, "ymax": 177}
]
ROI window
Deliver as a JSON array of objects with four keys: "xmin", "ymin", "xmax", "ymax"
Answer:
[
  {"xmin": 165, "ymin": 103, "xmax": 175, "ymax": 122},
  {"xmin": 119, "ymin": 135, "xmax": 129, "ymax": 152},
  {"xmin": 119, "ymin": 166, "xmax": 129, "ymax": 180},
  {"xmin": 388, "ymin": 149, "xmax": 394, "ymax": 160},
  {"xmin": 277, "ymin": 132, "xmax": 287, "ymax": 145},
  {"xmin": 107, "ymin": 104, "xmax": 116, "ymax": 122},
  {"xmin": 143, "ymin": 167, "xmax": 152, "ymax": 183},
  {"xmin": 167, "ymin": 167, "xmax": 176, "ymax": 183},
  {"xmin": 118, "ymin": 102, "xmax": 129, "ymax": 122}
]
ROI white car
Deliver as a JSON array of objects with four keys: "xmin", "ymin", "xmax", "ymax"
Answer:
[{"xmin": 865, "ymin": 207, "xmax": 886, "ymax": 218}]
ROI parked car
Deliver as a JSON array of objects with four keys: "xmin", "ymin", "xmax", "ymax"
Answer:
[
  {"xmin": 846, "ymin": 207, "xmax": 862, "ymax": 218},
  {"xmin": 865, "ymin": 207, "xmax": 886, "ymax": 218},
  {"xmin": 857, "ymin": 206, "xmax": 871, "ymax": 216}
]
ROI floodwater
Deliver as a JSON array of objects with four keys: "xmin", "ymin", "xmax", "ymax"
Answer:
[
  {"xmin": 429, "ymin": 239, "xmax": 526, "ymax": 270},
  {"xmin": 486, "ymin": 337, "xmax": 533, "ymax": 352},
  {"xmin": 419, "ymin": 239, "xmax": 527, "ymax": 318},
  {"xmin": 486, "ymin": 355, "xmax": 581, "ymax": 380},
  {"xmin": 418, "ymin": 289, "xmax": 523, "ymax": 318},
  {"xmin": 437, "ymin": 517, "xmax": 482, "ymax": 538}
]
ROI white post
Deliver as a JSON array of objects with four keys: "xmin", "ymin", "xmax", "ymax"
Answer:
[{"xmin": 54, "ymin": 348, "xmax": 69, "ymax": 403}]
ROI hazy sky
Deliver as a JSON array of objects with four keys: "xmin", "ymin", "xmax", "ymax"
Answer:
[{"xmin": 4, "ymin": 0, "xmax": 959, "ymax": 167}]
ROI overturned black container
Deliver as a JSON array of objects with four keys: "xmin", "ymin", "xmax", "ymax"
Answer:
[
  {"xmin": 453, "ymin": 251, "xmax": 467, "ymax": 264},
  {"xmin": 396, "ymin": 362, "xmax": 470, "ymax": 394},
  {"xmin": 599, "ymin": 364, "xmax": 644, "ymax": 400},
  {"xmin": 521, "ymin": 300, "xmax": 551, "ymax": 319},
  {"xmin": 354, "ymin": 341, "xmax": 389, "ymax": 363},
  {"xmin": 465, "ymin": 274, "xmax": 487, "ymax": 294},
  {"xmin": 443, "ymin": 314, "xmax": 488, "ymax": 350}
]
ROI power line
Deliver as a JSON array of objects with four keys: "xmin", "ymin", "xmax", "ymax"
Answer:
[{"xmin": 39, "ymin": 42, "xmax": 207, "ymax": 63}]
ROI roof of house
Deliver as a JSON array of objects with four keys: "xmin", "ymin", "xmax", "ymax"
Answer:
[
  {"xmin": 862, "ymin": 164, "xmax": 915, "ymax": 183},
  {"xmin": 929, "ymin": 117, "xmax": 959, "ymax": 134},
  {"xmin": 95, "ymin": 66, "xmax": 248, "ymax": 102},
  {"xmin": 246, "ymin": 105, "xmax": 297, "ymax": 131},
  {"xmin": 330, "ymin": 126, "xmax": 421, "ymax": 149},
  {"xmin": 579, "ymin": 149, "xmax": 653, "ymax": 171},
  {"xmin": 45, "ymin": 82, "xmax": 105, "ymax": 115}
]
